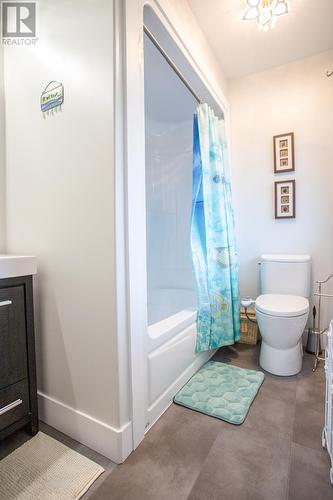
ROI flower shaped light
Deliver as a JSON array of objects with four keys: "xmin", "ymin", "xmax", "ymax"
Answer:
[{"xmin": 243, "ymin": 0, "xmax": 289, "ymax": 31}]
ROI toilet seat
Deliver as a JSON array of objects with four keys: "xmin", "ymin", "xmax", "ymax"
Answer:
[{"xmin": 255, "ymin": 294, "xmax": 309, "ymax": 318}]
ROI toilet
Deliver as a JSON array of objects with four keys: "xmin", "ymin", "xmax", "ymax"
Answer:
[{"xmin": 255, "ymin": 254, "xmax": 311, "ymax": 376}]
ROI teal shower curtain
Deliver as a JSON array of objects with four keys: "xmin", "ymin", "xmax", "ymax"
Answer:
[{"xmin": 191, "ymin": 103, "xmax": 240, "ymax": 352}]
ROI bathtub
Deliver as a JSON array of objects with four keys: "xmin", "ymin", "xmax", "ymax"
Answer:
[{"xmin": 146, "ymin": 288, "xmax": 215, "ymax": 427}]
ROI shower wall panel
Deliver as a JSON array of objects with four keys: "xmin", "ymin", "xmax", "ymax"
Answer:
[{"xmin": 144, "ymin": 33, "xmax": 198, "ymax": 326}]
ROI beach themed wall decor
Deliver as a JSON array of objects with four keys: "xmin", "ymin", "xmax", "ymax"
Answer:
[
  {"xmin": 41, "ymin": 81, "xmax": 64, "ymax": 113},
  {"xmin": 274, "ymin": 179, "xmax": 296, "ymax": 219},
  {"xmin": 273, "ymin": 132, "xmax": 294, "ymax": 173}
]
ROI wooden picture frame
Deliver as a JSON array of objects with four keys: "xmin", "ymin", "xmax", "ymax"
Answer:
[
  {"xmin": 274, "ymin": 179, "xmax": 296, "ymax": 219},
  {"xmin": 273, "ymin": 132, "xmax": 295, "ymax": 173}
]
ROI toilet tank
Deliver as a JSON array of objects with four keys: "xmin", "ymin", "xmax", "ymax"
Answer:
[{"xmin": 260, "ymin": 254, "xmax": 311, "ymax": 297}]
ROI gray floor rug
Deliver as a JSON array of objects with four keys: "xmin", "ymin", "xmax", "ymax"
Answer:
[{"xmin": 0, "ymin": 431, "xmax": 104, "ymax": 499}]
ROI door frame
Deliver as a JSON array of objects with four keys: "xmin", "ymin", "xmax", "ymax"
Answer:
[{"xmin": 122, "ymin": 0, "xmax": 230, "ymax": 450}]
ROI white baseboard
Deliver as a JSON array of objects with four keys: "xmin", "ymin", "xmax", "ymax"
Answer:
[{"xmin": 38, "ymin": 391, "xmax": 133, "ymax": 464}]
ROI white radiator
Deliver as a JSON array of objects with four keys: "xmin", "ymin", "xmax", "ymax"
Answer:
[{"xmin": 323, "ymin": 319, "xmax": 333, "ymax": 486}]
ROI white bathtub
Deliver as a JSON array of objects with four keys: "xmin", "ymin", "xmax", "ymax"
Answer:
[{"xmin": 146, "ymin": 288, "xmax": 215, "ymax": 427}]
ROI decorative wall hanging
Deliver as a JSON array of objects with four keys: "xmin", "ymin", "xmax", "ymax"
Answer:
[
  {"xmin": 41, "ymin": 81, "xmax": 64, "ymax": 112},
  {"xmin": 274, "ymin": 179, "xmax": 296, "ymax": 219},
  {"xmin": 273, "ymin": 132, "xmax": 294, "ymax": 173}
]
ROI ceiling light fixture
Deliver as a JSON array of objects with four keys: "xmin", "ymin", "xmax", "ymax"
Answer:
[{"xmin": 243, "ymin": 0, "xmax": 289, "ymax": 32}]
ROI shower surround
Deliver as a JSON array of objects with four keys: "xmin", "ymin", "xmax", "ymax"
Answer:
[{"xmin": 144, "ymin": 32, "xmax": 214, "ymax": 426}]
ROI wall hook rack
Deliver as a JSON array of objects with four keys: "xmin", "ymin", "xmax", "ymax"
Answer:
[{"xmin": 326, "ymin": 70, "xmax": 333, "ymax": 78}]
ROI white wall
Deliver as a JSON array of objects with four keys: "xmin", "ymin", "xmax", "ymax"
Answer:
[
  {"xmin": 0, "ymin": 47, "xmax": 6, "ymax": 252},
  {"xmin": 230, "ymin": 50, "xmax": 333, "ymax": 327},
  {"xmin": 4, "ymin": 0, "xmax": 129, "ymax": 455}
]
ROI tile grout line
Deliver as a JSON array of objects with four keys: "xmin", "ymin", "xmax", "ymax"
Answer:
[
  {"xmin": 286, "ymin": 375, "xmax": 300, "ymax": 500},
  {"xmin": 185, "ymin": 422, "xmax": 227, "ymax": 500},
  {"xmin": 186, "ymin": 344, "xmax": 262, "ymax": 499}
]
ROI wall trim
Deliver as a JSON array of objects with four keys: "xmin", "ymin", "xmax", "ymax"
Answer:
[{"xmin": 38, "ymin": 391, "xmax": 133, "ymax": 464}]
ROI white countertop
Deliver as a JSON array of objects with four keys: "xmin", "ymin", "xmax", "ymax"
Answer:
[{"xmin": 0, "ymin": 255, "xmax": 37, "ymax": 279}]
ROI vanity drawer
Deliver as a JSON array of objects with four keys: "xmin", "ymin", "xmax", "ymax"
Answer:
[
  {"xmin": 0, "ymin": 379, "xmax": 30, "ymax": 431},
  {"xmin": 0, "ymin": 286, "xmax": 28, "ymax": 390}
]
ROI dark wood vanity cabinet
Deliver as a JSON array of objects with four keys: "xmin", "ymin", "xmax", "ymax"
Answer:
[{"xmin": 0, "ymin": 275, "xmax": 38, "ymax": 440}]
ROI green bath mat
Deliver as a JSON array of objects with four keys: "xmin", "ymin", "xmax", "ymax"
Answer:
[{"xmin": 174, "ymin": 361, "xmax": 264, "ymax": 425}]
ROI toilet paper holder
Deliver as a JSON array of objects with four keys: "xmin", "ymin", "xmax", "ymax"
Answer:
[
  {"xmin": 241, "ymin": 297, "xmax": 257, "ymax": 324},
  {"xmin": 312, "ymin": 273, "xmax": 333, "ymax": 372}
]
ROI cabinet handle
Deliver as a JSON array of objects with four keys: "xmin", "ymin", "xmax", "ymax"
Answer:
[
  {"xmin": 0, "ymin": 399, "xmax": 23, "ymax": 416},
  {"xmin": 0, "ymin": 300, "xmax": 12, "ymax": 307}
]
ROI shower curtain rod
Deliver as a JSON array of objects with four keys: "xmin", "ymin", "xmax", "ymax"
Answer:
[{"xmin": 143, "ymin": 25, "xmax": 202, "ymax": 105}]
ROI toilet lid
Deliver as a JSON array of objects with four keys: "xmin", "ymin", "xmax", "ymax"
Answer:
[{"xmin": 255, "ymin": 294, "xmax": 309, "ymax": 317}]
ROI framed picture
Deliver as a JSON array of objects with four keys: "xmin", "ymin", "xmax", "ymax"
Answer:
[
  {"xmin": 274, "ymin": 180, "xmax": 296, "ymax": 219},
  {"xmin": 273, "ymin": 132, "xmax": 295, "ymax": 173}
]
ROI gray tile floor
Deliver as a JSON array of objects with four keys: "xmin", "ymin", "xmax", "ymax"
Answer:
[
  {"xmin": 1, "ymin": 343, "xmax": 332, "ymax": 499},
  {"xmin": 89, "ymin": 345, "xmax": 332, "ymax": 500}
]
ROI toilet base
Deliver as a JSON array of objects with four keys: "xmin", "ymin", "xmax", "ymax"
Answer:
[{"xmin": 259, "ymin": 341, "xmax": 303, "ymax": 376}]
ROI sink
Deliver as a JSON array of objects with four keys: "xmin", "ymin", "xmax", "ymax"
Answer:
[{"xmin": 0, "ymin": 255, "xmax": 37, "ymax": 279}]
